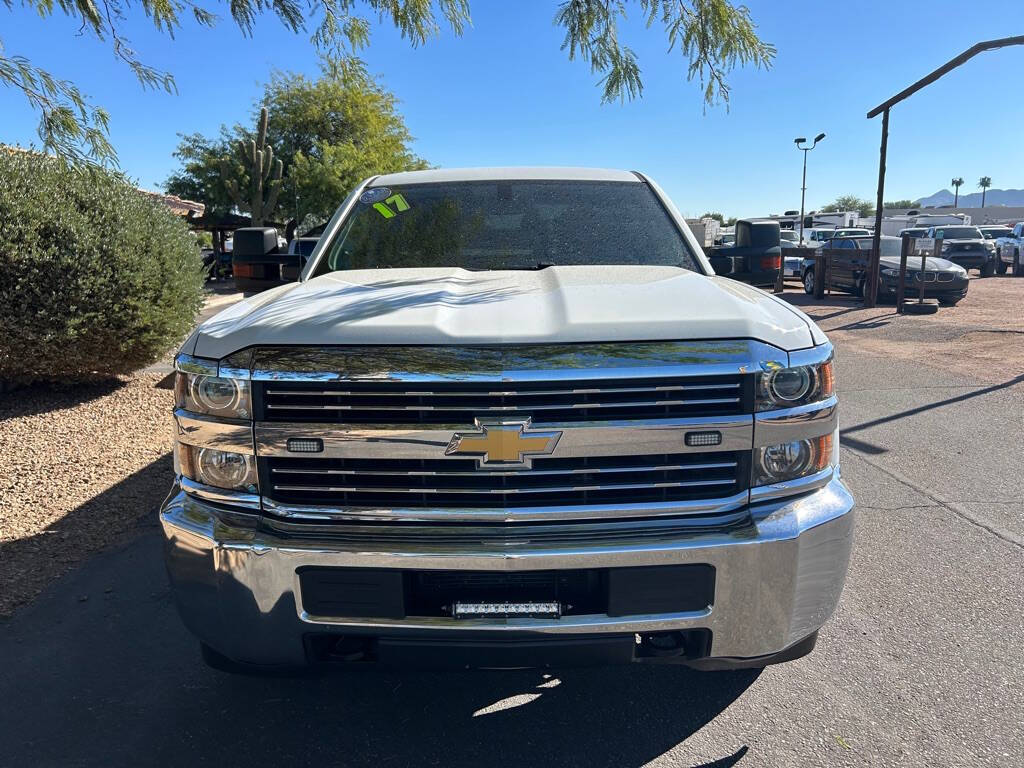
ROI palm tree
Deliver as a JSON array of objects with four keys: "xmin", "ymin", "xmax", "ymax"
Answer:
[
  {"xmin": 979, "ymin": 176, "xmax": 992, "ymax": 207},
  {"xmin": 951, "ymin": 177, "xmax": 964, "ymax": 207}
]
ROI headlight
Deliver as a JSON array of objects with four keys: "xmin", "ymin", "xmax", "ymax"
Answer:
[
  {"xmin": 175, "ymin": 371, "xmax": 251, "ymax": 419},
  {"xmin": 176, "ymin": 444, "xmax": 258, "ymax": 492},
  {"xmin": 756, "ymin": 360, "xmax": 834, "ymax": 411},
  {"xmin": 753, "ymin": 434, "xmax": 833, "ymax": 486},
  {"xmin": 880, "ymin": 268, "xmax": 899, "ymax": 278}
]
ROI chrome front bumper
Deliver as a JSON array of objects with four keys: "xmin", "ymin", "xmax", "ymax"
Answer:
[{"xmin": 160, "ymin": 475, "xmax": 854, "ymax": 666}]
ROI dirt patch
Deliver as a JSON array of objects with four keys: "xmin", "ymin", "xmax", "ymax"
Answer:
[
  {"xmin": 782, "ymin": 274, "xmax": 1024, "ymax": 382},
  {"xmin": 0, "ymin": 372, "xmax": 175, "ymax": 617}
]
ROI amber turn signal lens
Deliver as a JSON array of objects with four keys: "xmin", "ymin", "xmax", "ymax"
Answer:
[
  {"xmin": 813, "ymin": 433, "xmax": 834, "ymax": 473},
  {"xmin": 819, "ymin": 361, "xmax": 835, "ymax": 398}
]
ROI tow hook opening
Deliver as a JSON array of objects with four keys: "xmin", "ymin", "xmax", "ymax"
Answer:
[
  {"xmin": 636, "ymin": 629, "xmax": 711, "ymax": 660},
  {"xmin": 306, "ymin": 635, "xmax": 377, "ymax": 664}
]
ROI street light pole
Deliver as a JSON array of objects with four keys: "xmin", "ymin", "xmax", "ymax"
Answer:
[{"xmin": 795, "ymin": 133, "xmax": 826, "ymax": 245}]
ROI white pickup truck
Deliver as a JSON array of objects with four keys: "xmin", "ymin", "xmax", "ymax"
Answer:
[
  {"xmin": 994, "ymin": 222, "xmax": 1024, "ymax": 275},
  {"xmin": 163, "ymin": 167, "xmax": 854, "ymax": 672}
]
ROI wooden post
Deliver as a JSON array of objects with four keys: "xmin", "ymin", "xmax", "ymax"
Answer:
[
  {"xmin": 814, "ymin": 251, "xmax": 825, "ymax": 299},
  {"xmin": 896, "ymin": 234, "xmax": 910, "ymax": 312},
  {"xmin": 866, "ymin": 107, "xmax": 889, "ymax": 308},
  {"xmin": 918, "ymin": 241, "xmax": 928, "ymax": 303}
]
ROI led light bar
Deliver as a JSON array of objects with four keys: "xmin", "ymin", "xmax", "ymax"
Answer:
[{"xmin": 453, "ymin": 601, "xmax": 561, "ymax": 619}]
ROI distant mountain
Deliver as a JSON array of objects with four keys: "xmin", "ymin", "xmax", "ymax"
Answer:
[{"xmin": 916, "ymin": 188, "xmax": 1024, "ymax": 208}]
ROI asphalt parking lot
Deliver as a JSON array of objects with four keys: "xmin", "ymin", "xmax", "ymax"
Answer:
[{"xmin": 1, "ymin": 287, "xmax": 1021, "ymax": 767}]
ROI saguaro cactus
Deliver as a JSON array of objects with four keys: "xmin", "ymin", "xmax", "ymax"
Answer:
[{"xmin": 223, "ymin": 106, "xmax": 284, "ymax": 226}]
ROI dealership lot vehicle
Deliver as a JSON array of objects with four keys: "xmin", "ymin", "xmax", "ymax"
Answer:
[
  {"xmin": 163, "ymin": 168, "xmax": 852, "ymax": 672},
  {"xmin": 799, "ymin": 235, "xmax": 969, "ymax": 304},
  {"xmin": 780, "ymin": 231, "xmax": 806, "ymax": 276},
  {"xmin": 994, "ymin": 222, "xmax": 1024, "ymax": 275},
  {"xmin": 926, "ymin": 224, "xmax": 995, "ymax": 276},
  {"xmin": 280, "ymin": 236, "xmax": 320, "ymax": 282},
  {"xmin": 978, "ymin": 225, "xmax": 1012, "ymax": 242}
]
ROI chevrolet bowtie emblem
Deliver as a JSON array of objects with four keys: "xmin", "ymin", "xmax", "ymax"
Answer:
[{"xmin": 445, "ymin": 419, "xmax": 562, "ymax": 468}]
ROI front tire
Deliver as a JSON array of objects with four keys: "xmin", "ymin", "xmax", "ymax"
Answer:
[
  {"xmin": 996, "ymin": 250, "xmax": 1008, "ymax": 274},
  {"xmin": 980, "ymin": 259, "xmax": 995, "ymax": 278},
  {"xmin": 803, "ymin": 269, "xmax": 815, "ymax": 294},
  {"xmin": 1014, "ymin": 250, "xmax": 1023, "ymax": 276}
]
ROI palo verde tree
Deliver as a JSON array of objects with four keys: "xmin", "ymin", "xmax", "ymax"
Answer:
[
  {"xmin": 221, "ymin": 106, "xmax": 285, "ymax": 226},
  {"xmin": 265, "ymin": 57, "xmax": 429, "ymax": 226},
  {"xmin": 3, "ymin": 0, "xmax": 774, "ymax": 164},
  {"xmin": 166, "ymin": 57, "xmax": 428, "ymax": 228},
  {"xmin": 821, "ymin": 195, "xmax": 874, "ymax": 218}
]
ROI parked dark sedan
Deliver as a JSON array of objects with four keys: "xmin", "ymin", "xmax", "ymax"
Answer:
[
  {"xmin": 926, "ymin": 225, "xmax": 994, "ymax": 276},
  {"xmin": 801, "ymin": 235, "xmax": 969, "ymax": 305}
]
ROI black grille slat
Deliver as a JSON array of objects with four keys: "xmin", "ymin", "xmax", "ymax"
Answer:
[
  {"xmin": 257, "ymin": 375, "xmax": 747, "ymax": 424},
  {"xmin": 264, "ymin": 452, "xmax": 745, "ymax": 509}
]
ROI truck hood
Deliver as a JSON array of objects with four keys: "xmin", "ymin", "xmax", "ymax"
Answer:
[{"xmin": 190, "ymin": 266, "xmax": 819, "ymax": 359}]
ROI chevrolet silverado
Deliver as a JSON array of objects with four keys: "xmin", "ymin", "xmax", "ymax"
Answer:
[{"xmin": 163, "ymin": 167, "xmax": 854, "ymax": 672}]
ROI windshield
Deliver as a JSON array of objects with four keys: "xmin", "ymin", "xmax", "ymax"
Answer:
[
  {"xmin": 780, "ymin": 231, "xmax": 798, "ymax": 242},
  {"xmin": 313, "ymin": 180, "xmax": 699, "ymax": 274},
  {"xmin": 901, "ymin": 229, "xmax": 928, "ymax": 237},
  {"xmin": 852, "ymin": 238, "xmax": 901, "ymax": 257},
  {"xmin": 933, "ymin": 226, "xmax": 982, "ymax": 239},
  {"xmin": 981, "ymin": 228, "xmax": 1012, "ymax": 239},
  {"xmin": 834, "ymin": 228, "xmax": 870, "ymax": 238}
]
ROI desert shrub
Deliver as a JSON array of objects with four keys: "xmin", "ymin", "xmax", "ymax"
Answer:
[{"xmin": 0, "ymin": 149, "xmax": 205, "ymax": 386}]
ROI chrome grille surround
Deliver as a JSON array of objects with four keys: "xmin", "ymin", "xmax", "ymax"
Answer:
[{"xmin": 201, "ymin": 341, "xmax": 836, "ymax": 523}]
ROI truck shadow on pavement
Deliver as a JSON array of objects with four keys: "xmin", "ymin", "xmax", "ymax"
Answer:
[
  {"xmin": 0, "ymin": 456, "xmax": 760, "ymax": 768},
  {"xmin": 0, "ymin": 454, "xmax": 173, "ymax": 617}
]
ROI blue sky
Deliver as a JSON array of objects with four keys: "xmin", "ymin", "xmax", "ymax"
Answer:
[{"xmin": 3, "ymin": 1, "xmax": 1022, "ymax": 217}]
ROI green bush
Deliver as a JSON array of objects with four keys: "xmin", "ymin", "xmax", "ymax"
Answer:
[{"xmin": 0, "ymin": 150, "xmax": 205, "ymax": 385}]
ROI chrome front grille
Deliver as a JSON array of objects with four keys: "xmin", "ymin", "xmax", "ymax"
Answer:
[
  {"xmin": 244, "ymin": 342, "xmax": 781, "ymax": 522},
  {"xmin": 256, "ymin": 375, "xmax": 747, "ymax": 424},
  {"xmin": 262, "ymin": 452, "xmax": 746, "ymax": 509}
]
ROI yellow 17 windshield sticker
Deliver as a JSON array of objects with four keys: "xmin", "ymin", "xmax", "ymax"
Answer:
[{"xmin": 373, "ymin": 194, "xmax": 410, "ymax": 219}]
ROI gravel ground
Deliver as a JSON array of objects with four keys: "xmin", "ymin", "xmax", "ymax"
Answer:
[
  {"xmin": 783, "ymin": 273, "xmax": 1024, "ymax": 382},
  {"xmin": 0, "ymin": 372, "xmax": 175, "ymax": 616}
]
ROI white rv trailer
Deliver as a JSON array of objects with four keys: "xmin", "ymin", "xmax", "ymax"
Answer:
[{"xmin": 880, "ymin": 212, "xmax": 971, "ymax": 237}]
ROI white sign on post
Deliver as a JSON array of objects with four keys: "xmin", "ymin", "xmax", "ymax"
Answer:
[{"xmin": 913, "ymin": 237, "xmax": 935, "ymax": 254}]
